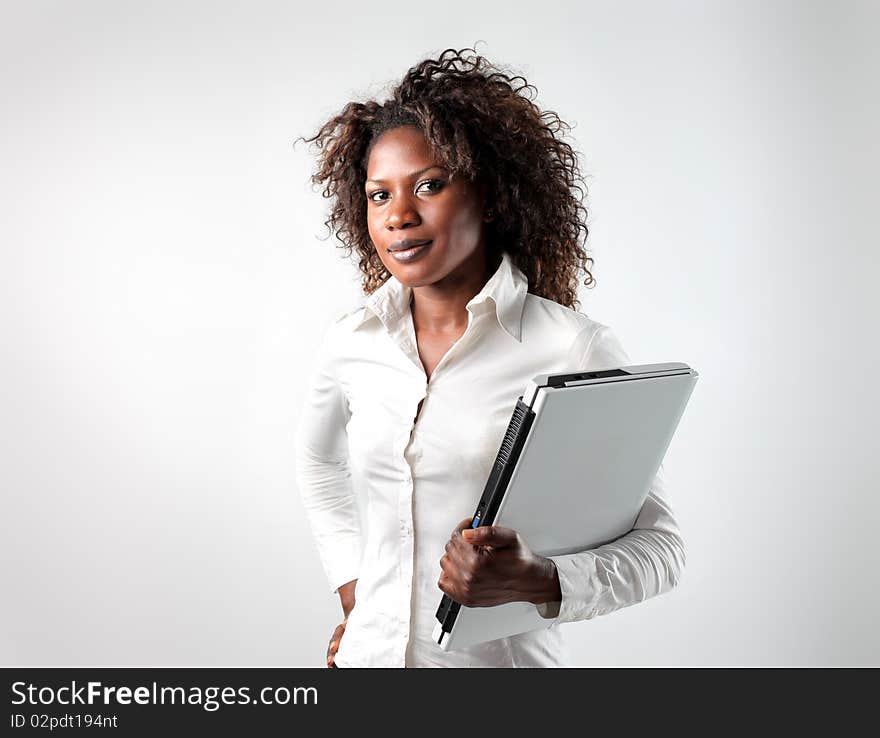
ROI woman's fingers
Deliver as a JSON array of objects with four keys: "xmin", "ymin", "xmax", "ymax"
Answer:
[{"xmin": 326, "ymin": 621, "xmax": 347, "ymax": 667}]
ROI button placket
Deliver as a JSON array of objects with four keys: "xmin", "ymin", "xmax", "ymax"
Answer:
[{"xmin": 395, "ymin": 379, "xmax": 423, "ymax": 647}]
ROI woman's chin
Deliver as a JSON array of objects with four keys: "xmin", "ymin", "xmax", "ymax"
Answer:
[{"xmin": 386, "ymin": 259, "xmax": 438, "ymax": 286}]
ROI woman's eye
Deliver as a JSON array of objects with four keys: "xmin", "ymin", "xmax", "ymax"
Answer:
[
  {"xmin": 417, "ymin": 179, "xmax": 444, "ymax": 193},
  {"xmin": 368, "ymin": 191, "xmax": 389, "ymax": 203}
]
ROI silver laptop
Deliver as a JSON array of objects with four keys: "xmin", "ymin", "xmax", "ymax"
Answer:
[{"xmin": 433, "ymin": 362, "xmax": 699, "ymax": 651}]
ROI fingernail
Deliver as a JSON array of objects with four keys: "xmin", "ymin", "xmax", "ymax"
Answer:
[{"xmin": 330, "ymin": 640, "xmax": 338, "ymax": 650}]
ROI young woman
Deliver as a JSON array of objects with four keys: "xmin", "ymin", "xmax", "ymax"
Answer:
[{"xmin": 295, "ymin": 47, "xmax": 685, "ymax": 668}]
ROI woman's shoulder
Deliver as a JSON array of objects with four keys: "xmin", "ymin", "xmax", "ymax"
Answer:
[
  {"xmin": 522, "ymin": 292, "xmax": 609, "ymax": 340},
  {"xmin": 310, "ymin": 305, "xmax": 369, "ymax": 358},
  {"xmin": 522, "ymin": 293, "xmax": 629, "ymax": 366}
]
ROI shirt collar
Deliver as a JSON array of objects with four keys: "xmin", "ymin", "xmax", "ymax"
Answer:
[{"xmin": 353, "ymin": 250, "xmax": 529, "ymax": 342}]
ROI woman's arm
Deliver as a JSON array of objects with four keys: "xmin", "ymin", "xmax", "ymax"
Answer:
[
  {"xmin": 438, "ymin": 467, "xmax": 684, "ymax": 621},
  {"xmin": 294, "ymin": 316, "xmax": 363, "ymax": 596},
  {"xmin": 336, "ymin": 579, "xmax": 358, "ymax": 619}
]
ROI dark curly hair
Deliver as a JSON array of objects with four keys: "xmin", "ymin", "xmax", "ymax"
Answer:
[{"xmin": 297, "ymin": 46, "xmax": 595, "ymax": 309}]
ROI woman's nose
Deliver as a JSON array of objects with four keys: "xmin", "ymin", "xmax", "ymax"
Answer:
[{"xmin": 385, "ymin": 196, "xmax": 420, "ymax": 230}]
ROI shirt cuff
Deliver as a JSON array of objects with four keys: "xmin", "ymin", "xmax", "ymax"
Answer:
[
  {"xmin": 544, "ymin": 551, "xmax": 601, "ymax": 624},
  {"xmin": 319, "ymin": 536, "xmax": 362, "ymax": 595}
]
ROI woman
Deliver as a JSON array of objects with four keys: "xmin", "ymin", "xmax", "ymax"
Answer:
[{"xmin": 294, "ymin": 47, "xmax": 685, "ymax": 668}]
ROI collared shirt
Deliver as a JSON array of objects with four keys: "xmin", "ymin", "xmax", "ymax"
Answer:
[{"xmin": 294, "ymin": 251, "xmax": 686, "ymax": 667}]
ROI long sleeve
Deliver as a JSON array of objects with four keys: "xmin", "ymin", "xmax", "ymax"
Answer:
[
  {"xmin": 542, "ymin": 325, "xmax": 687, "ymax": 624},
  {"xmin": 293, "ymin": 315, "xmax": 363, "ymax": 594}
]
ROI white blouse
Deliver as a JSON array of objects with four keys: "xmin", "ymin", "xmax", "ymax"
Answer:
[{"xmin": 294, "ymin": 251, "xmax": 686, "ymax": 667}]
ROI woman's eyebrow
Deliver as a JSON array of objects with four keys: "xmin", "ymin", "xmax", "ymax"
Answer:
[{"xmin": 366, "ymin": 165, "xmax": 446, "ymax": 186}]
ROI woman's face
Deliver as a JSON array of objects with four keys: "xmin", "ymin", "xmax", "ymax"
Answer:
[{"xmin": 365, "ymin": 125, "xmax": 488, "ymax": 288}]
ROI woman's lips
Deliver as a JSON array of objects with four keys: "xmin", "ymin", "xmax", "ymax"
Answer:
[{"xmin": 387, "ymin": 241, "xmax": 432, "ymax": 263}]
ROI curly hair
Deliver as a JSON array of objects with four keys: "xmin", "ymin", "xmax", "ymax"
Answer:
[{"xmin": 297, "ymin": 46, "xmax": 595, "ymax": 309}]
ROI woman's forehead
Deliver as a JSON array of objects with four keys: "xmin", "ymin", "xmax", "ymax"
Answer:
[{"xmin": 366, "ymin": 126, "xmax": 434, "ymax": 174}]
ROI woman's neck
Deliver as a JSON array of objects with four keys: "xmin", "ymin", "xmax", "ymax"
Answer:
[{"xmin": 410, "ymin": 249, "xmax": 499, "ymax": 334}]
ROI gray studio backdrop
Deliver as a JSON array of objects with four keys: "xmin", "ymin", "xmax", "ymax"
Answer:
[{"xmin": 2, "ymin": 0, "xmax": 877, "ymax": 666}]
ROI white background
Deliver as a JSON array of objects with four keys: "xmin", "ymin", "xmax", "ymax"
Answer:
[{"xmin": 2, "ymin": 0, "xmax": 877, "ymax": 666}]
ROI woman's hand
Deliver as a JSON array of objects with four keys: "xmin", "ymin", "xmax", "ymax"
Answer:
[
  {"xmin": 326, "ymin": 618, "xmax": 347, "ymax": 668},
  {"xmin": 438, "ymin": 518, "xmax": 562, "ymax": 608},
  {"xmin": 327, "ymin": 578, "xmax": 357, "ymax": 668}
]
